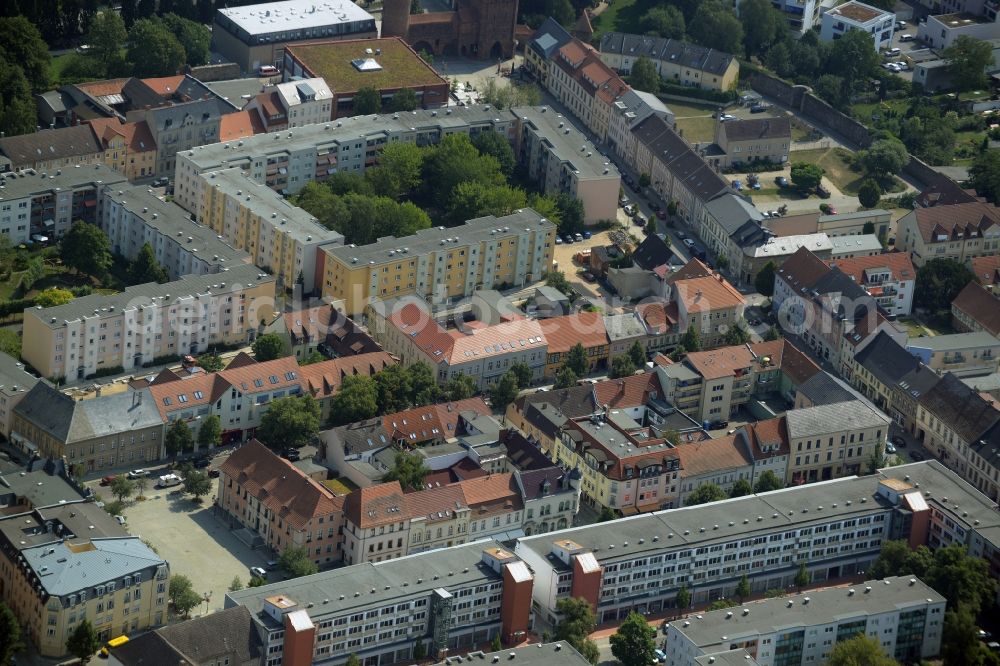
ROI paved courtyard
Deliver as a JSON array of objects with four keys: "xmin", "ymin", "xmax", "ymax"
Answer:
[{"xmin": 89, "ymin": 475, "xmax": 272, "ymax": 615}]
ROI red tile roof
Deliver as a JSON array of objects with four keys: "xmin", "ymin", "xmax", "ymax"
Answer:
[
  {"xmin": 218, "ymin": 439, "xmax": 342, "ymax": 529},
  {"xmin": 972, "ymin": 255, "xmax": 1000, "ymax": 286},
  {"xmin": 299, "ymin": 352, "xmax": 395, "ymax": 399},
  {"xmin": 538, "ymin": 312, "xmax": 608, "ymax": 354},
  {"xmin": 742, "ymin": 416, "xmax": 790, "ymax": 460},
  {"xmin": 676, "ymin": 434, "xmax": 752, "ymax": 477},
  {"xmin": 666, "ymin": 258, "xmax": 715, "ymax": 285},
  {"xmin": 953, "ymin": 281, "xmax": 1000, "ymax": 337},
  {"xmin": 76, "ymin": 78, "xmax": 130, "ymax": 97},
  {"xmin": 672, "ymin": 274, "xmax": 745, "ymax": 314},
  {"xmin": 777, "ymin": 246, "xmax": 831, "ymax": 291},
  {"xmin": 827, "ymin": 252, "xmax": 916, "ymax": 285},
  {"xmin": 382, "ymin": 397, "xmax": 492, "ymax": 444},
  {"xmin": 122, "ymin": 120, "xmax": 156, "ymax": 152},
  {"xmin": 141, "ymin": 75, "xmax": 185, "ymax": 96},
  {"xmin": 343, "ymin": 481, "xmax": 408, "ymax": 529},
  {"xmin": 218, "ymin": 110, "xmax": 261, "ymax": 141},
  {"xmin": 637, "ymin": 301, "xmax": 678, "ymax": 334},
  {"xmin": 593, "ymin": 373, "xmax": 661, "ymax": 409},
  {"xmin": 911, "ymin": 202, "xmax": 1000, "ymax": 244}
]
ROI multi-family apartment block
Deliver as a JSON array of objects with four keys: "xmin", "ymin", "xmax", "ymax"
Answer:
[
  {"xmin": 245, "ymin": 78, "xmax": 334, "ymax": 132},
  {"xmin": 0, "ymin": 125, "xmax": 105, "ymax": 173},
  {"xmin": 101, "ymin": 184, "xmax": 254, "ymax": 280},
  {"xmin": 21, "ymin": 264, "xmax": 276, "ymax": 381},
  {"xmin": 784, "ymin": 398, "xmax": 891, "ymax": 484},
  {"xmin": 906, "ymin": 331, "xmax": 1000, "ymax": 378},
  {"xmin": 827, "ymin": 252, "xmax": 916, "ymax": 317},
  {"xmin": 0, "ymin": 501, "xmax": 169, "ymax": 657},
  {"xmin": 820, "ymin": 0, "xmax": 896, "ymax": 49},
  {"xmin": 896, "ymin": 200, "xmax": 1000, "ymax": 266},
  {"xmin": 199, "ymin": 168, "xmax": 344, "ymax": 292},
  {"xmin": 86, "ymin": 118, "xmax": 158, "ymax": 181},
  {"xmin": 598, "ymin": 33, "xmax": 739, "ymax": 92},
  {"xmin": 322, "ymin": 209, "xmax": 556, "ymax": 315},
  {"xmin": 11, "ymin": 384, "xmax": 164, "ymax": 472},
  {"xmin": 539, "ymin": 312, "xmax": 609, "ymax": 378},
  {"xmin": 668, "ymin": 266, "xmax": 747, "ymax": 349},
  {"xmin": 515, "ymin": 460, "xmax": 995, "ymax": 625},
  {"xmin": 0, "ymin": 164, "xmax": 126, "ymax": 243},
  {"xmin": 664, "ymin": 576, "xmax": 944, "ymax": 666},
  {"xmin": 704, "ymin": 117, "xmax": 791, "ymax": 169},
  {"xmin": 606, "ymin": 89, "xmax": 674, "ymax": 165}
]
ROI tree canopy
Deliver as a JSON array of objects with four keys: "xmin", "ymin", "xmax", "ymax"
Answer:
[
  {"xmin": 565, "ymin": 343, "xmax": 589, "ymax": 376},
  {"xmin": 857, "ymin": 139, "xmax": 909, "ymax": 178},
  {"xmin": 685, "ymin": 483, "xmax": 727, "ymax": 506},
  {"xmin": 197, "ymin": 414, "xmax": 222, "ymax": 450},
  {"xmin": 256, "ymin": 395, "xmax": 321, "ymax": 451},
  {"xmin": 354, "ymin": 86, "xmax": 382, "ymax": 115},
  {"xmin": 555, "ymin": 598, "xmax": 600, "ymax": 664},
  {"xmin": 0, "ymin": 601, "xmax": 25, "ymax": 666},
  {"xmin": 914, "ymin": 258, "xmax": 976, "ymax": 313},
  {"xmin": 110, "ymin": 475, "xmax": 136, "ymax": 503},
  {"xmin": 280, "ymin": 544, "xmax": 319, "ymax": 577},
  {"xmin": 329, "ymin": 374, "xmax": 379, "ymax": 426},
  {"xmin": 183, "ymin": 469, "xmax": 212, "ymax": 499},
  {"xmin": 729, "ymin": 478, "xmax": 753, "ymax": 498},
  {"xmin": 827, "ymin": 633, "xmax": 899, "ymax": 666},
  {"xmin": 127, "ymin": 18, "xmax": 185, "ymax": 77},
  {"xmin": 690, "ymin": 1, "xmax": 744, "ymax": 55},
  {"xmin": 128, "ymin": 242, "xmax": 169, "ymax": 284},
  {"xmin": 627, "ymin": 55, "xmax": 660, "ymax": 93},
  {"xmin": 609, "ymin": 611, "xmax": 657, "ymax": 666},
  {"xmin": 390, "ymin": 87, "xmax": 419, "ymax": 112},
  {"xmin": 790, "ymin": 162, "xmax": 825, "ymax": 191},
  {"xmin": 969, "ymin": 149, "xmax": 1000, "ymax": 205},
  {"xmin": 168, "ymin": 575, "xmax": 202, "ymax": 617},
  {"xmin": 943, "ymin": 36, "xmax": 994, "ymax": 93},
  {"xmin": 88, "ymin": 10, "xmax": 128, "ymax": 72},
  {"xmin": 753, "ymin": 470, "xmax": 783, "ymax": 493},
  {"xmin": 490, "ymin": 371, "xmax": 521, "ymax": 410},
  {"xmin": 0, "ymin": 17, "xmax": 51, "ymax": 92},
  {"xmin": 165, "ymin": 419, "xmax": 193, "ymax": 457},
  {"xmin": 61, "ymin": 221, "xmax": 112, "ymax": 278},
  {"xmin": 66, "ymin": 619, "xmax": 100, "ymax": 661},
  {"xmin": 554, "ymin": 365, "xmax": 578, "ymax": 390},
  {"xmin": 740, "ymin": 0, "xmax": 786, "ymax": 58},
  {"xmin": 382, "ymin": 451, "xmax": 431, "ymax": 491},
  {"xmin": 641, "ymin": 6, "xmax": 685, "ymax": 39},
  {"xmin": 755, "ymin": 261, "xmax": 777, "ymax": 297},
  {"xmin": 858, "ymin": 179, "xmax": 881, "ymax": 209},
  {"xmin": 252, "ymin": 333, "xmax": 290, "ymax": 361},
  {"xmin": 610, "ymin": 355, "xmax": 636, "ymax": 379},
  {"xmin": 35, "ymin": 288, "xmax": 74, "ymax": 308}
]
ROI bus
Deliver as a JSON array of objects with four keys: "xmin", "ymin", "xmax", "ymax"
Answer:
[{"xmin": 99, "ymin": 635, "xmax": 129, "ymax": 658}]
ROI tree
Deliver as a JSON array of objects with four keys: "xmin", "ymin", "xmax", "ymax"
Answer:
[
  {"xmin": 740, "ymin": 0, "xmax": 786, "ymax": 58},
  {"xmin": 545, "ymin": 270, "xmax": 574, "ymax": 298},
  {"xmin": 736, "ymin": 574, "xmax": 751, "ymax": 603},
  {"xmin": 914, "ymin": 258, "xmax": 976, "ymax": 313},
  {"xmin": 941, "ymin": 603, "xmax": 993, "ymax": 666},
  {"xmin": 598, "ymin": 506, "xmax": 618, "ymax": 522},
  {"xmin": 163, "ymin": 13, "xmax": 211, "ymax": 66},
  {"xmin": 490, "ymin": 371, "xmax": 521, "ymax": 410},
  {"xmin": 729, "ymin": 478, "xmax": 753, "ymax": 498},
  {"xmin": 329, "ymin": 374, "xmax": 378, "ymax": 426},
  {"xmin": 554, "ymin": 598, "xmax": 600, "ymax": 665},
  {"xmin": 382, "ymin": 451, "xmax": 431, "ymax": 491},
  {"xmin": 35, "ymin": 288, "xmax": 74, "ymax": 308},
  {"xmin": 0, "ymin": 17, "xmax": 51, "ymax": 92},
  {"xmin": 763, "ymin": 326, "xmax": 780, "ymax": 341},
  {"xmin": 446, "ymin": 182, "xmax": 527, "ymax": 226},
  {"xmin": 510, "ymin": 362, "xmax": 533, "ymax": 389},
  {"xmin": 755, "ymin": 261, "xmax": 777, "ymax": 297},
  {"xmin": 943, "ymin": 36, "xmax": 994, "ymax": 93},
  {"xmin": 169, "ymin": 575, "xmax": 202, "ymax": 617},
  {"xmin": 252, "ymin": 333, "xmax": 289, "ymax": 361},
  {"xmin": 610, "ymin": 355, "xmax": 636, "ymax": 379},
  {"xmin": 554, "ymin": 365, "xmax": 578, "ymax": 389},
  {"xmin": 472, "ymin": 130, "xmax": 516, "ymax": 176},
  {"xmin": 0, "ymin": 601, "xmax": 25, "ymax": 666},
  {"xmin": 110, "ymin": 475, "xmax": 136, "ymax": 503},
  {"xmin": 444, "ymin": 374, "xmax": 477, "ymax": 401},
  {"xmin": 66, "ymin": 619, "xmax": 100, "ymax": 661},
  {"xmin": 869, "ymin": 540, "xmax": 930, "ymax": 580},
  {"xmin": 858, "ymin": 179, "xmax": 881, "ymax": 208},
  {"xmin": 685, "ymin": 483, "xmax": 727, "ymax": 506},
  {"xmin": 229, "ymin": 576, "xmax": 244, "ymax": 592},
  {"xmin": 627, "ymin": 341, "xmax": 646, "ymax": 368},
  {"xmin": 197, "ymin": 414, "xmax": 221, "ymax": 450},
  {"xmin": 61, "ymin": 221, "xmax": 112, "ymax": 278},
  {"xmin": 794, "ymin": 563, "xmax": 809, "ymax": 591},
  {"xmin": 354, "ymin": 86, "xmax": 382, "ymax": 115},
  {"xmin": 565, "ymin": 343, "xmax": 589, "ymax": 376},
  {"xmin": 196, "ymin": 353, "xmax": 224, "ymax": 373},
  {"xmin": 390, "ymin": 87, "xmax": 419, "ymax": 112},
  {"xmin": 921, "ymin": 544, "xmax": 996, "ymax": 613},
  {"xmin": 680, "ymin": 324, "xmax": 701, "ymax": 353},
  {"xmin": 88, "ymin": 10, "xmax": 128, "ymax": 70},
  {"xmin": 183, "ymin": 469, "xmax": 212, "ymax": 500},
  {"xmin": 422, "ymin": 134, "xmax": 504, "ymax": 200},
  {"xmin": 128, "ymin": 242, "xmax": 169, "ymax": 284},
  {"xmin": 857, "ymin": 139, "xmax": 909, "ymax": 178},
  {"xmin": 790, "ymin": 162, "xmax": 825, "ymax": 192},
  {"xmin": 0, "ymin": 62, "xmax": 36, "ymax": 137},
  {"xmin": 257, "ymin": 395, "xmax": 321, "ymax": 450},
  {"xmin": 165, "ymin": 419, "xmax": 193, "ymax": 457},
  {"xmin": 413, "ymin": 641, "xmax": 428, "ymax": 660},
  {"xmin": 969, "ymin": 149, "xmax": 1000, "ymax": 205},
  {"xmin": 723, "ymin": 323, "xmax": 750, "ymax": 346},
  {"xmin": 556, "ymin": 193, "xmax": 585, "ymax": 235},
  {"xmin": 0, "ymin": 330, "xmax": 20, "ymax": 359},
  {"xmin": 690, "ymin": 2, "xmax": 744, "ymax": 55},
  {"xmin": 279, "ymin": 544, "xmax": 319, "ymax": 577},
  {"xmin": 627, "ymin": 55, "xmax": 660, "ymax": 93},
  {"xmin": 609, "ymin": 611, "xmax": 657, "ymax": 666},
  {"xmin": 641, "ymin": 6, "xmax": 685, "ymax": 39},
  {"xmin": 374, "ymin": 364, "xmax": 412, "ymax": 414},
  {"xmin": 824, "ymin": 29, "xmax": 879, "ymax": 94},
  {"xmin": 753, "ymin": 470, "xmax": 783, "ymax": 493},
  {"xmin": 406, "ymin": 362, "xmax": 441, "ymax": 406},
  {"xmin": 367, "ymin": 142, "xmax": 424, "ymax": 199},
  {"xmin": 20, "ymin": 255, "xmax": 45, "ymax": 292},
  {"xmin": 248, "ymin": 575, "xmax": 266, "ymax": 587},
  {"xmin": 675, "ymin": 585, "xmax": 691, "ymax": 616},
  {"xmin": 127, "ymin": 18, "xmax": 186, "ymax": 77},
  {"xmin": 827, "ymin": 633, "xmax": 898, "ymax": 666}
]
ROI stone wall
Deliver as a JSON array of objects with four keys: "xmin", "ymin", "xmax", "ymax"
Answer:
[{"xmin": 190, "ymin": 63, "xmax": 241, "ymax": 82}]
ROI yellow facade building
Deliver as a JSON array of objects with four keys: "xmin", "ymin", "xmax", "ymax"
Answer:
[{"xmin": 322, "ymin": 209, "xmax": 557, "ymax": 315}]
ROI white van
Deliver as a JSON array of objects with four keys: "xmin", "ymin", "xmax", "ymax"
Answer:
[
  {"xmin": 157, "ymin": 473, "xmax": 182, "ymax": 488},
  {"xmin": 258, "ymin": 65, "xmax": 279, "ymax": 77}
]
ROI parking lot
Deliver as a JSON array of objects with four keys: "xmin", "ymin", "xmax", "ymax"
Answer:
[{"xmin": 88, "ymin": 454, "xmax": 273, "ymax": 615}]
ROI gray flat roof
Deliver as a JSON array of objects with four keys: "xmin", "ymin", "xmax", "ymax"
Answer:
[
  {"xmin": 22, "ymin": 536, "xmax": 165, "ymax": 596},
  {"xmin": 227, "ymin": 540, "xmax": 511, "ymax": 624},
  {"xmin": 963, "ymin": 372, "xmax": 1000, "ymax": 392},
  {"xmin": 217, "ymin": 0, "xmax": 374, "ymax": 36},
  {"xmin": 0, "ymin": 351, "xmax": 40, "ymax": 399},
  {"xmin": 0, "ymin": 502, "xmax": 120, "ymax": 552},
  {"xmin": 0, "ymin": 164, "xmax": 126, "ymax": 201},
  {"xmin": 181, "ymin": 105, "xmax": 517, "ymax": 172},
  {"xmin": 326, "ymin": 209, "xmax": 555, "ymax": 265},
  {"xmin": 906, "ymin": 331, "xmax": 1000, "ymax": 351},
  {"xmin": 673, "ymin": 576, "xmax": 943, "ymax": 650},
  {"xmin": 203, "ymin": 168, "xmax": 343, "ymax": 246},
  {"xmin": 25, "ymin": 263, "xmax": 274, "ymax": 329},
  {"xmin": 0, "ymin": 467, "xmax": 86, "ymax": 510},
  {"xmin": 435, "ymin": 644, "xmax": 593, "ymax": 666},
  {"xmin": 107, "ymin": 185, "xmax": 252, "ymax": 269},
  {"xmin": 747, "ymin": 233, "xmax": 832, "ymax": 258},
  {"xmin": 511, "ymin": 106, "xmax": 621, "ymax": 181},
  {"xmin": 828, "ymin": 234, "xmax": 884, "ymax": 255},
  {"xmin": 784, "ymin": 399, "xmax": 891, "ymax": 439}
]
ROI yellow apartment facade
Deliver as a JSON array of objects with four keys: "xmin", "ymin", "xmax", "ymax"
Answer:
[{"xmin": 322, "ymin": 209, "xmax": 557, "ymax": 315}]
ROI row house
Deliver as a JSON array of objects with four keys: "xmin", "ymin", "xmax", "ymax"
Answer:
[
  {"xmin": 545, "ymin": 39, "xmax": 628, "ymax": 143},
  {"xmin": 86, "ymin": 118, "xmax": 158, "ymax": 181},
  {"xmin": 952, "ymin": 281, "xmax": 1000, "ymax": 338},
  {"xmin": 598, "ymin": 32, "xmax": 739, "ymax": 92},
  {"xmin": 896, "ymin": 201, "xmax": 1000, "ymax": 266}
]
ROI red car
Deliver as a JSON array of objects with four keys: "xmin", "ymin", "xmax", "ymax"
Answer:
[{"xmin": 100, "ymin": 475, "xmax": 117, "ymax": 486}]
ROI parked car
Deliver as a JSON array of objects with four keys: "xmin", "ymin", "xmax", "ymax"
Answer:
[
  {"xmin": 574, "ymin": 233, "xmax": 584, "ymax": 242},
  {"xmin": 250, "ymin": 566, "xmax": 267, "ymax": 579},
  {"xmin": 894, "ymin": 61, "xmax": 910, "ymax": 71},
  {"xmin": 619, "ymin": 196, "xmax": 630, "ymax": 206},
  {"xmin": 751, "ymin": 181, "xmax": 762, "ymax": 190},
  {"xmin": 654, "ymin": 649, "xmax": 667, "ymax": 664},
  {"xmin": 719, "ymin": 113, "xmax": 737, "ymax": 121},
  {"xmin": 683, "ymin": 238, "xmax": 696, "ymax": 249},
  {"xmin": 623, "ymin": 204, "xmax": 636, "ymax": 216},
  {"xmin": 282, "ymin": 448, "xmax": 301, "ymax": 462},
  {"xmin": 193, "ymin": 457, "xmax": 211, "ymax": 468},
  {"xmin": 100, "ymin": 475, "xmax": 116, "ymax": 486},
  {"xmin": 114, "ymin": 515, "xmax": 127, "ymax": 525},
  {"xmin": 895, "ymin": 20, "xmax": 906, "ymax": 29},
  {"xmin": 554, "ymin": 236, "xmax": 563, "ymax": 244},
  {"xmin": 581, "ymin": 271, "xmax": 596, "ymax": 282},
  {"xmin": 899, "ymin": 33, "xmax": 914, "ymax": 41},
  {"xmin": 30, "ymin": 234, "xmax": 49, "ymax": 244},
  {"xmin": 884, "ymin": 47, "xmax": 902, "ymax": 58},
  {"xmin": 816, "ymin": 185, "xmax": 831, "ymax": 199},
  {"xmin": 910, "ymin": 451, "xmax": 925, "ymax": 461},
  {"xmin": 750, "ymin": 103, "xmax": 771, "ymax": 113},
  {"xmin": 775, "ymin": 176, "xmax": 789, "ymax": 187},
  {"xmin": 208, "ymin": 469, "xmax": 221, "ymax": 478},
  {"xmin": 127, "ymin": 469, "xmax": 146, "ymax": 479},
  {"xmin": 582, "ymin": 230, "xmax": 592, "ymax": 239},
  {"xmin": 656, "ymin": 209, "xmax": 666, "ymax": 219},
  {"xmin": 634, "ymin": 215, "xmax": 647, "ymax": 227},
  {"xmin": 891, "ymin": 436, "xmax": 906, "ymax": 448},
  {"xmin": 563, "ymin": 234, "xmax": 575, "ymax": 244},
  {"xmin": 152, "ymin": 177, "xmax": 169, "ymax": 187},
  {"xmin": 731, "ymin": 180, "xmax": 743, "ymax": 191},
  {"xmin": 826, "ymin": 206, "xmax": 838, "ymax": 215},
  {"xmin": 886, "ymin": 443, "xmax": 897, "ymax": 454},
  {"xmin": 677, "ymin": 231, "xmax": 686, "ymax": 239}
]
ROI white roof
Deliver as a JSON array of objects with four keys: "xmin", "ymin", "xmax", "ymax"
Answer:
[
  {"xmin": 748, "ymin": 233, "xmax": 832, "ymax": 258},
  {"xmin": 218, "ymin": 0, "xmax": 374, "ymax": 36},
  {"xmin": 275, "ymin": 78, "xmax": 333, "ymax": 108}
]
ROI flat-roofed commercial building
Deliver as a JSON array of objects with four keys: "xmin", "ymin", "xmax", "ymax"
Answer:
[
  {"xmin": 21, "ymin": 264, "xmax": 276, "ymax": 381},
  {"xmin": 211, "ymin": 0, "xmax": 377, "ymax": 73},
  {"xmin": 664, "ymin": 576, "xmax": 944, "ymax": 666},
  {"xmin": 283, "ymin": 37, "xmax": 450, "ymax": 117},
  {"xmin": 322, "ymin": 209, "xmax": 556, "ymax": 315},
  {"xmin": 199, "ymin": 168, "xmax": 343, "ymax": 292},
  {"xmin": 0, "ymin": 165, "xmax": 126, "ymax": 243},
  {"xmin": 514, "ymin": 461, "xmax": 995, "ymax": 625},
  {"xmin": 225, "ymin": 541, "xmax": 534, "ymax": 664},
  {"xmin": 101, "ymin": 184, "xmax": 253, "ymax": 280}
]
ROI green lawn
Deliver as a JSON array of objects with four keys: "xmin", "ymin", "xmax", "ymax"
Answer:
[
  {"xmin": 668, "ymin": 101, "xmax": 718, "ymax": 143},
  {"xmin": 591, "ymin": 0, "xmax": 658, "ymax": 40},
  {"xmin": 788, "ymin": 146, "xmax": 905, "ymax": 196}
]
